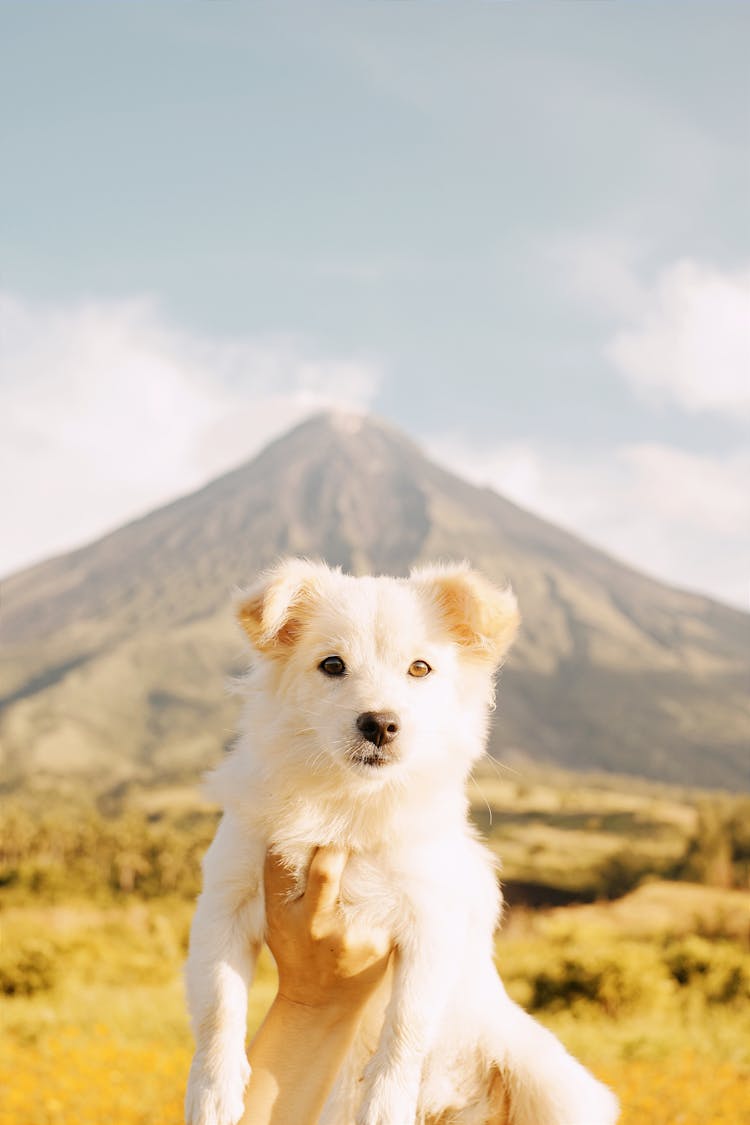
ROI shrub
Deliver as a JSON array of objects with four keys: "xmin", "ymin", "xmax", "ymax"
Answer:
[
  {"xmin": 592, "ymin": 851, "xmax": 656, "ymax": 900},
  {"xmin": 532, "ymin": 954, "xmax": 638, "ymax": 1016},
  {"xmin": 0, "ymin": 940, "xmax": 57, "ymax": 997},
  {"xmin": 663, "ymin": 936, "xmax": 750, "ymax": 1005},
  {"xmin": 503, "ymin": 938, "xmax": 673, "ymax": 1018},
  {"xmin": 0, "ymin": 801, "xmax": 217, "ymax": 903}
]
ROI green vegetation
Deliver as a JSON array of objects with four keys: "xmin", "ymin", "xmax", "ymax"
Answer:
[
  {"xmin": 2, "ymin": 766, "xmax": 750, "ymax": 1124},
  {"xmin": 1, "ymin": 765, "xmax": 748, "ymax": 910},
  {"xmin": 0, "ymin": 799, "xmax": 219, "ymax": 904},
  {"xmin": 468, "ymin": 762, "xmax": 750, "ymax": 901}
]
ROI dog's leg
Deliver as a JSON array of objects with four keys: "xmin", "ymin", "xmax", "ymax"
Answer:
[
  {"xmin": 185, "ymin": 815, "xmax": 265, "ymax": 1125},
  {"xmin": 356, "ymin": 918, "xmax": 458, "ymax": 1125}
]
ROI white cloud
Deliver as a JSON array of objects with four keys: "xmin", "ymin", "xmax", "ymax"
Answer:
[
  {"xmin": 519, "ymin": 246, "xmax": 749, "ymax": 607},
  {"xmin": 547, "ymin": 242, "xmax": 750, "ymax": 419},
  {"xmin": 427, "ymin": 433, "xmax": 750, "ymax": 611},
  {"xmin": 0, "ymin": 292, "xmax": 380, "ymax": 577},
  {"xmin": 607, "ymin": 260, "xmax": 750, "ymax": 417}
]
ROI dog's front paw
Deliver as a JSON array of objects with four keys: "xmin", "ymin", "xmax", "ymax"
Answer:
[{"xmin": 185, "ymin": 1052, "xmax": 251, "ymax": 1125}]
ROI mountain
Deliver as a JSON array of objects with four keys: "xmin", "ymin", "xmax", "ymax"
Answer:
[{"xmin": 1, "ymin": 412, "xmax": 748, "ymax": 797}]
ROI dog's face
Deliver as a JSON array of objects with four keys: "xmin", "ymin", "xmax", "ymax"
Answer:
[{"xmin": 236, "ymin": 560, "xmax": 519, "ymax": 787}]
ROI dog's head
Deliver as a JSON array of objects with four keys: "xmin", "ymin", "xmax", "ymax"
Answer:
[{"xmin": 235, "ymin": 559, "xmax": 519, "ymax": 786}]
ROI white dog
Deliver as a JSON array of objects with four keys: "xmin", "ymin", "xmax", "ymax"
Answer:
[{"xmin": 185, "ymin": 559, "xmax": 619, "ymax": 1125}]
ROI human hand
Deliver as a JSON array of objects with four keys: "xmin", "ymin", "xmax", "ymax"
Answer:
[{"xmin": 264, "ymin": 847, "xmax": 392, "ymax": 1014}]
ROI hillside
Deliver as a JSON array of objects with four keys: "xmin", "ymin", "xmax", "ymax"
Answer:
[{"xmin": 1, "ymin": 411, "xmax": 748, "ymax": 794}]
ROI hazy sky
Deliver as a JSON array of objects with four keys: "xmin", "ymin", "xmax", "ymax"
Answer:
[{"xmin": 1, "ymin": 4, "xmax": 748, "ymax": 609}]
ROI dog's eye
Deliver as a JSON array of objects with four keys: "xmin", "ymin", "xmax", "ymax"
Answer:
[
  {"xmin": 408, "ymin": 660, "xmax": 431, "ymax": 678},
  {"xmin": 319, "ymin": 655, "xmax": 346, "ymax": 677}
]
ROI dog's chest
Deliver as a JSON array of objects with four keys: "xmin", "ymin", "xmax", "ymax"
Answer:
[
  {"xmin": 254, "ymin": 784, "xmax": 487, "ymax": 934},
  {"xmin": 337, "ymin": 851, "xmax": 409, "ymax": 930}
]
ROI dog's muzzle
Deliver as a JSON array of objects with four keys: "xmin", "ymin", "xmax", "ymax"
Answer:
[{"xmin": 350, "ymin": 741, "xmax": 398, "ymax": 768}]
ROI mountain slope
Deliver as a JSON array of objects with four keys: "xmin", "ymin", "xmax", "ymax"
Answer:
[{"xmin": 1, "ymin": 412, "xmax": 748, "ymax": 794}]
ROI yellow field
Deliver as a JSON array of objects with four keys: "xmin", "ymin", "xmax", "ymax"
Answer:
[
  {"xmin": 2, "ymin": 890, "xmax": 749, "ymax": 1125},
  {"xmin": 3, "ymin": 775, "xmax": 749, "ymax": 1123},
  {"xmin": 2, "ymin": 1031, "xmax": 749, "ymax": 1125}
]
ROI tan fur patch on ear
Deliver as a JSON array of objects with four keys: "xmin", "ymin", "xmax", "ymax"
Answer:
[
  {"xmin": 235, "ymin": 559, "xmax": 325, "ymax": 655},
  {"xmin": 236, "ymin": 589, "xmax": 268, "ymax": 648},
  {"xmin": 413, "ymin": 563, "xmax": 520, "ymax": 665}
]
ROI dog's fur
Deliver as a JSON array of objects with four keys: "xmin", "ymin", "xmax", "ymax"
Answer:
[{"xmin": 185, "ymin": 559, "xmax": 619, "ymax": 1125}]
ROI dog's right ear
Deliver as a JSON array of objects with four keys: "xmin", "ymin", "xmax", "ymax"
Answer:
[
  {"xmin": 411, "ymin": 562, "xmax": 520, "ymax": 667},
  {"xmin": 235, "ymin": 558, "xmax": 325, "ymax": 655}
]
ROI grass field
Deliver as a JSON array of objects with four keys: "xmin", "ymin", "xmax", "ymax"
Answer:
[{"xmin": 2, "ymin": 767, "xmax": 749, "ymax": 1124}]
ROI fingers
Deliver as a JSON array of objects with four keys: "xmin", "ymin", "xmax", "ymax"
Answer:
[
  {"xmin": 304, "ymin": 846, "xmax": 347, "ymax": 917},
  {"xmin": 264, "ymin": 846, "xmax": 347, "ymax": 918}
]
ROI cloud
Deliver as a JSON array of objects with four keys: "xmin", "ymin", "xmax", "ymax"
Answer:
[
  {"xmin": 547, "ymin": 241, "xmax": 750, "ymax": 419},
  {"xmin": 437, "ymin": 248, "xmax": 750, "ymax": 609},
  {"xmin": 607, "ymin": 260, "xmax": 750, "ymax": 417},
  {"xmin": 426, "ymin": 433, "xmax": 750, "ymax": 611},
  {"xmin": 0, "ymin": 292, "xmax": 380, "ymax": 577}
]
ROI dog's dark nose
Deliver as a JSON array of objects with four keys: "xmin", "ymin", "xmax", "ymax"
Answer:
[{"xmin": 356, "ymin": 711, "xmax": 400, "ymax": 747}]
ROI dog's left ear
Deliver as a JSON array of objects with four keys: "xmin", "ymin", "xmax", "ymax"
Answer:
[
  {"xmin": 235, "ymin": 558, "xmax": 326, "ymax": 656},
  {"xmin": 411, "ymin": 563, "xmax": 520, "ymax": 666}
]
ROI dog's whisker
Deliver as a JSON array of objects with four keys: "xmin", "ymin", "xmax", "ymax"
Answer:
[
  {"xmin": 472, "ymin": 775, "xmax": 493, "ymax": 828},
  {"xmin": 481, "ymin": 752, "xmax": 522, "ymax": 783}
]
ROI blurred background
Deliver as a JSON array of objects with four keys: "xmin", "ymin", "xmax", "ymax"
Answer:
[{"xmin": 1, "ymin": 6, "xmax": 749, "ymax": 1124}]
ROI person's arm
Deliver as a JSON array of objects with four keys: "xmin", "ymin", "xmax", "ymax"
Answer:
[{"xmin": 241, "ymin": 847, "xmax": 392, "ymax": 1125}]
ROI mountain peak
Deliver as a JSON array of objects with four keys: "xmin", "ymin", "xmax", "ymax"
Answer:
[
  {"xmin": 1, "ymin": 412, "xmax": 749, "ymax": 792},
  {"xmin": 307, "ymin": 408, "xmax": 370, "ymax": 435},
  {"xmin": 255, "ymin": 409, "xmax": 421, "ymax": 464},
  {"xmin": 240, "ymin": 410, "xmax": 431, "ymax": 576}
]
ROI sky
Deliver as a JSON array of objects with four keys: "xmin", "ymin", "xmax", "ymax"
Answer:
[{"xmin": 1, "ymin": 3, "xmax": 748, "ymax": 610}]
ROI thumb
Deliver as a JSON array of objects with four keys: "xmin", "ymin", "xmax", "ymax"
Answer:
[{"xmin": 304, "ymin": 846, "xmax": 347, "ymax": 918}]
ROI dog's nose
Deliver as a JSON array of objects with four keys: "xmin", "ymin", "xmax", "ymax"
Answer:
[{"xmin": 356, "ymin": 710, "xmax": 400, "ymax": 747}]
